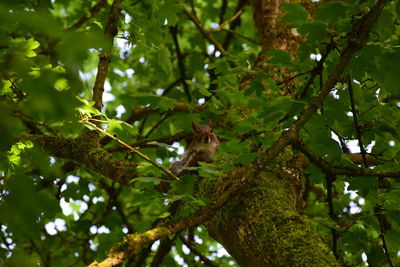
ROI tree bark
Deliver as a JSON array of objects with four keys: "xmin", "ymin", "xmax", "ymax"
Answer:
[
  {"xmin": 198, "ymin": 1, "xmax": 340, "ymax": 265},
  {"xmin": 200, "ymin": 150, "xmax": 339, "ymax": 266}
]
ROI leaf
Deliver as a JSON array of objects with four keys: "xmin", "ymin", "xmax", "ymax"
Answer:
[
  {"xmin": 130, "ymin": 177, "xmax": 161, "ymax": 185},
  {"xmin": 305, "ymin": 165, "xmax": 324, "ymax": 185},
  {"xmin": 157, "ymin": 46, "xmax": 172, "ymax": 74},
  {"xmin": 107, "ymin": 119, "xmax": 123, "ymax": 134},
  {"xmin": 234, "ymin": 153, "xmax": 257, "ymax": 166},
  {"xmin": 81, "ymin": 121, "xmax": 97, "ymax": 131},
  {"xmin": 198, "ymin": 86, "xmax": 212, "ymax": 97},
  {"xmin": 316, "ymin": 2, "xmax": 347, "ymax": 24},
  {"xmin": 281, "ymin": 3, "xmax": 309, "ymax": 24},
  {"xmin": 218, "ymin": 139, "xmax": 251, "ymax": 155},
  {"xmin": 347, "ymin": 176, "xmax": 378, "ymax": 197},
  {"xmin": 298, "ymin": 22, "xmax": 327, "ymax": 44},
  {"xmin": 158, "ymin": 212, "xmax": 170, "ymax": 218},
  {"xmin": 172, "ymin": 174, "xmax": 197, "ymax": 196},
  {"xmin": 157, "ymin": 97, "xmax": 175, "ymax": 112},
  {"xmin": 265, "ymin": 49, "xmax": 291, "ymax": 65}
]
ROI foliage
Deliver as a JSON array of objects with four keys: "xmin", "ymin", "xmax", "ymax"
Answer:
[{"xmin": 0, "ymin": 0, "xmax": 400, "ymax": 266}]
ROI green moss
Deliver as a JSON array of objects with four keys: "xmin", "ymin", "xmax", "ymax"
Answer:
[{"xmin": 197, "ymin": 148, "xmax": 339, "ymax": 266}]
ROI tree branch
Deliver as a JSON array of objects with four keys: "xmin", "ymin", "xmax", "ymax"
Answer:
[
  {"xmin": 298, "ymin": 39, "xmax": 335, "ymax": 99},
  {"xmin": 85, "ymin": 119, "xmax": 179, "ymax": 181},
  {"xmin": 294, "ymin": 138, "xmax": 400, "ymax": 179},
  {"xmin": 107, "ymin": 131, "xmax": 188, "ymax": 152},
  {"xmin": 347, "ymin": 76, "xmax": 368, "ymax": 166},
  {"xmin": 150, "ymin": 236, "xmax": 176, "ymax": 267},
  {"xmin": 222, "ymin": 0, "xmax": 248, "ymax": 50},
  {"xmin": 178, "ymin": 3, "xmax": 227, "ymax": 57},
  {"xmin": 169, "ymin": 26, "xmax": 191, "ymax": 102},
  {"xmin": 221, "ymin": 28, "xmax": 260, "ymax": 45},
  {"xmin": 88, "ymin": 179, "xmax": 245, "ymax": 267},
  {"xmin": 326, "ymin": 173, "xmax": 338, "ymax": 259},
  {"xmin": 210, "ymin": 9, "xmax": 243, "ymax": 33},
  {"xmin": 68, "ymin": 0, "xmax": 107, "ymax": 30},
  {"xmin": 22, "ymin": 134, "xmax": 138, "ymax": 185},
  {"xmin": 256, "ymin": 0, "xmax": 388, "ymax": 169},
  {"xmin": 124, "ymin": 102, "xmax": 204, "ymax": 124},
  {"xmin": 92, "ymin": 0, "xmax": 123, "ymax": 112},
  {"xmin": 179, "ymin": 235, "xmax": 219, "ymax": 267}
]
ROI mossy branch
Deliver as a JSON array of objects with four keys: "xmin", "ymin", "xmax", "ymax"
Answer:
[
  {"xmin": 85, "ymin": 119, "xmax": 179, "ymax": 180},
  {"xmin": 22, "ymin": 133, "xmax": 138, "ymax": 185},
  {"xmin": 88, "ymin": 180, "xmax": 244, "ymax": 267}
]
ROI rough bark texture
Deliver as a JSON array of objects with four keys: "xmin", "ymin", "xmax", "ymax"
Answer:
[
  {"xmin": 197, "ymin": 1, "xmax": 340, "ymax": 265},
  {"xmin": 199, "ymin": 149, "xmax": 338, "ymax": 266}
]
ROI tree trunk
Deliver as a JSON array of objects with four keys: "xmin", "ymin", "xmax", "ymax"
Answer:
[
  {"xmin": 199, "ymin": 1, "xmax": 340, "ymax": 265},
  {"xmin": 200, "ymin": 149, "xmax": 338, "ymax": 266}
]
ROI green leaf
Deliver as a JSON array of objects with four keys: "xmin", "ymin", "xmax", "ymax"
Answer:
[
  {"xmin": 298, "ymin": 22, "xmax": 327, "ymax": 44},
  {"xmin": 305, "ymin": 165, "xmax": 324, "ymax": 185},
  {"xmin": 158, "ymin": 97, "xmax": 176, "ymax": 112},
  {"xmin": 198, "ymin": 86, "xmax": 212, "ymax": 97},
  {"xmin": 265, "ymin": 49, "xmax": 291, "ymax": 65},
  {"xmin": 130, "ymin": 177, "xmax": 162, "ymax": 185},
  {"xmin": 316, "ymin": 2, "xmax": 347, "ymax": 24},
  {"xmin": 107, "ymin": 119, "xmax": 124, "ymax": 134},
  {"xmin": 281, "ymin": 3, "xmax": 308, "ymax": 24},
  {"xmin": 158, "ymin": 211, "xmax": 170, "ymax": 218},
  {"xmin": 347, "ymin": 177, "xmax": 378, "ymax": 197},
  {"xmin": 157, "ymin": 46, "xmax": 172, "ymax": 74},
  {"xmin": 234, "ymin": 153, "xmax": 257, "ymax": 166}
]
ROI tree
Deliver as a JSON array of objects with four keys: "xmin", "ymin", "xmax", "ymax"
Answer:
[{"xmin": 1, "ymin": 0, "xmax": 399, "ymax": 266}]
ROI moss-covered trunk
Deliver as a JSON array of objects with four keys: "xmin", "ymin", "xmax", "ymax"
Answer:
[{"xmin": 200, "ymin": 150, "xmax": 339, "ymax": 266}]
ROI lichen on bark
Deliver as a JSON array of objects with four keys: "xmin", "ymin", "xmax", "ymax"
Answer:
[{"xmin": 198, "ymin": 150, "xmax": 339, "ymax": 266}]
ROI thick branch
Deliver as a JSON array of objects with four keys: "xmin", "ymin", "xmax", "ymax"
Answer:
[
  {"xmin": 89, "ymin": 179, "xmax": 245, "ymax": 267},
  {"xmin": 179, "ymin": 236, "xmax": 219, "ymax": 267},
  {"xmin": 22, "ymin": 134, "xmax": 138, "ymax": 185}
]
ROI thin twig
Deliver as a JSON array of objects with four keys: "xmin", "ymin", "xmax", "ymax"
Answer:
[
  {"xmin": 221, "ymin": 28, "xmax": 260, "ymax": 45},
  {"xmin": 347, "ymin": 76, "xmax": 368, "ymax": 166},
  {"xmin": 294, "ymin": 138, "xmax": 400, "ymax": 179},
  {"xmin": 107, "ymin": 131, "xmax": 188, "ymax": 152},
  {"xmin": 298, "ymin": 40, "xmax": 335, "ymax": 99},
  {"xmin": 222, "ymin": 0, "xmax": 248, "ymax": 50},
  {"xmin": 347, "ymin": 77, "xmax": 393, "ymax": 265},
  {"xmin": 144, "ymin": 114, "xmax": 171, "ymax": 139},
  {"xmin": 178, "ymin": 3, "xmax": 227, "ymax": 57},
  {"xmin": 376, "ymin": 206, "xmax": 394, "ymax": 267},
  {"xmin": 169, "ymin": 26, "xmax": 191, "ymax": 101},
  {"xmin": 326, "ymin": 173, "xmax": 338, "ymax": 259},
  {"xmin": 179, "ymin": 235, "xmax": 219, "ymax": 267},
  {"xmin": 219, "ymin": 0, "xmax": 228, "ymax": 24},
  {"xmin": 68, "ymin": 0, "xmax": 107, "ymax": 30},
  {"xmin": 85, "ymin": 119, "xmax": 179, "ymax": 181},
  {"xmin": 209, "ymin": 9, "xmax": 243, "ymax": 33}
]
